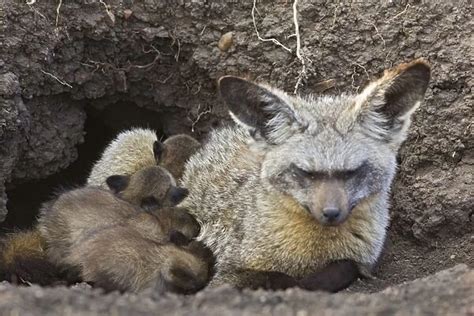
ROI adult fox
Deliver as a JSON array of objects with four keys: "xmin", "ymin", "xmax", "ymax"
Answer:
[{"xmin": 181, "ymin": 59, "xmax": 431, "ymax": 289}]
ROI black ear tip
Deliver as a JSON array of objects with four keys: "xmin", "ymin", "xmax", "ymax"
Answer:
[
  {"xmin": 169, "ymin": 187, "xmax": 189, "ymax": 205},
  {"xmin": 106, "ymin": 175, "xmax": 129, "ymax": 193},
  {"xmin": 404, "ymin": 59, "xmax": 431, "ymax": 82},
  {"xmin": 153, "ymin": 140, "xmax": 165, "ymax": 162}
]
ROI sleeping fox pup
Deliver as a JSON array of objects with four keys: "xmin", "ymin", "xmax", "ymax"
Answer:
[
  {"xmin": 0, "ymin": 164, "xmax": 203, "ymax": 290},
  {"xmin": 38, "ymin": 185, "xmax": 213, "ymax": 293}
]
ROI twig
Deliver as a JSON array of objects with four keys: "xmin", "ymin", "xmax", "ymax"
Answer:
[
  {"xmin": 352, "ymin": 62, "xmax": 370, "ymax": 80},
  {"xmin": 367, "ymin": 21, "xmax": 386, "ymax": 49},
  {"xmin": 41, "ymin": 70, "xmax": 73, "ymax": 88},
  {"xmin": 251, "ymin": 0, "xmax": 292, "ymax": 53},
  {"xmin": 200, "ymin": 25, "xmax": 207, "ymax": 36},
  {"xmin": 157, "ymin": 74, "xmax": 173, "ymax": 84},
  {"xmin": 27, "ymin": 2, "xmax": 47, "ymax": 20},
  {"xmin": 174, "ymin": 38, "xmax": 181, "ymax": 62},
  {"xmin": 189, "ymin": 104, "xmax": 212, "ymax": 133},
  {"xmin": 389, "ymin": 4, "xmax": 411, "ymax": 22},
  {"xmin": 55, "ymin": 0, "xmax": 62, "ymax": 27},
  {"xmin": 99, "ymin": 0, "xmax": 115, "ymax": 23},
  {"xmin": 350, "ymin": 67, "xmax": 360, "ymax": 93},
  {"xmin": 332, "ymin": 2, "xmax": 340, "ymax": 26},
  {"xmin": 293, "ymin": 0, "xmax": 307, "ymax": 94}
]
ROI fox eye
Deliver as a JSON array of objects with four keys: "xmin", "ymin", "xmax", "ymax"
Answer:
[
  {"xmin": 335, "ymin": 161, "xmax": 369, "ymax": 180},
  {"xmin": 338, "ymin": 169, "xmax": 357, "ymax": 180},
  {"xmin": 290, "ymin": 164, "xmax": 325, "ymax": 179}
]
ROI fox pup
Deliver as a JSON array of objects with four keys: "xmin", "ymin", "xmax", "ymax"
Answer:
[
  {"xmin": 181, "ymin": 59, "xmax": 431, "ymax": 290},
  {"xmin": 87, "ymin": 128, "xmax": 200, "ymax": 187},
  {"xmin": 38, "ymin": 184, "xmax": 196, "ymax": 270},
  {"xmin": 66, "ymin": 218, "xmax": 213, "ymax": 293},
  {"xmin": 106, "ymin": 165, "xmax": 189, "ymax": 210},
  {"xmin": 1, "ymin": 165, "xmax": 191, "ymax": 286}
]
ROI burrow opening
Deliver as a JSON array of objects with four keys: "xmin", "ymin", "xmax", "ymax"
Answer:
[{"xmin": 1, "ymin": 102, "xmax": 166, "ymax": 232}]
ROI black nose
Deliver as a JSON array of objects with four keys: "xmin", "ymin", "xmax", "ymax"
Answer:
[{"xmin": 322, "ymin": 208, "xmax": 341, "ymax": 222}]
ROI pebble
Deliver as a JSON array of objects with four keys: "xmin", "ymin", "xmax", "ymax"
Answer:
[{"xmin": 218, "ymin": 32, "xmax": 233, "ymax": 52}]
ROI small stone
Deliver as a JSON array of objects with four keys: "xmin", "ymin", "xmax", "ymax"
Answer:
[
  {"xmin": 124, "ymin": 9, "xmax": 133, "ymax": 20},
  {"xmin": 218, "ymin": 31, "xmax": 233, "ymax": 52},
  {"xmin": 450, "ymin": 255, "xmax": 456, "ymax": 259}
]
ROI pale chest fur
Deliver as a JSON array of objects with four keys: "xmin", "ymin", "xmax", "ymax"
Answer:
[{"xmin": 239, "ymin": 193, "xmax": 388, "ymax": 277}]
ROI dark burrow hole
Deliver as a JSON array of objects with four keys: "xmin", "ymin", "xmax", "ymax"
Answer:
[{"xmin": 1, "ymin": 102, "xmax": 165, "ymax": 233}]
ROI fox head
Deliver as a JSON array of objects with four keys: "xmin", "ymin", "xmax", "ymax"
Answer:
[
  {"xmin": 106, "ymin": 166, "xmax": 189, "ymax": 211},
  {"xmin": 219, "ymin": 59, "xmax": 431, "ymax": 226}
]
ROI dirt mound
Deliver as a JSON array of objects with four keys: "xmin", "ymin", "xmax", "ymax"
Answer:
[
  {"xmin": 0, "ymin": 265, "xmax": 472, "ymax": 315},
  {"xmin": 0, "ymin": 0, "xmax": 472, "ymax": 304}
]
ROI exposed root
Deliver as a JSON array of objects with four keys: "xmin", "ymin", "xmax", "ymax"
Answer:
[
  {"xmin": 55, "ymin": 0, "xmax": 62, "ymax": 27},
  {"xmin": 292, "ymin": 0, "xmax": 307, "ymax": 94},
  {"xmin": 84, "ymin": 53, "xmax": 160, "ymax": 72},
  {"xmin": 352, "ymin": 62, "xmax": 370, "ymax": 80},
  {"xmin": 26, "ymin": 1, "xmax": 47, "ymax": 20},
  {"xmin": 332, "ymin": 2, "xmax": 340, "ymax": 26},
  {"xmin": 293, "ymin": 0, "xmax": 307, "ymax": 94},
  {"xmin": 169, "ymin": 30, "xmax": 181, "ymax": 62},
  {"xmin": 251, "ymin": 0, "xmax": 292, "ymax": 53},
  {"xmin": 99, "ymin": 0, "xmax": 115, "ymax": 24},
  {"xmin": 41, "ymin": 69, "xmax": 72, "ymax": 88},
  {"xmin": 367, "ymin": 21, "xmax": 386, "ymax": 50},
  {"xmin": 188, "ymin": 104, "xmax": 212, "ymax": 133},
  {"xmin": 157, "ymin": 74, "xmax": 173, "ymax": 84},
  {"xmin": 389, "ymin": 4, "xmax": 411, "ymax": 22},
  {"xmin": 350, "ymin": 67, "xmax": 360, "ymax": 93}
]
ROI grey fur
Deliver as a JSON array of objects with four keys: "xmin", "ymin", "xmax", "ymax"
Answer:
[{"xmin": 181, "ymin": 60, "xmax": 431, "ymax": 287}]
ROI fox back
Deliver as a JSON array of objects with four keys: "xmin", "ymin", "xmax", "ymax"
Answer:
[{"xmin": 181, "ymin": 60, "xmax": 430, "ymax": 286}]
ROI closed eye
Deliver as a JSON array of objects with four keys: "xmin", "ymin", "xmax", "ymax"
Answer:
[
  {"xmin": 334, "ymin": 161, "xmax": 369, "ymax": 180},
  {"xmin": 290, "ymin": 163, "xmax": 326, "ymax": 180},
  {"xmin": 290, "ymin": 160, "xmax": 369, "ymax": 180}
]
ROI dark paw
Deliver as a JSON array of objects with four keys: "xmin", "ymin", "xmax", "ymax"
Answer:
[
  {"xmin": 298, "ymin": 259, "xmax": 360, "ymax": 292},
  {"xmin": 241, "ymin": 270, "xmax": 298, "ymax": 291},
  {"xmin": 168, "ymin": 230, "xmax": 191, "ymax": 246}
]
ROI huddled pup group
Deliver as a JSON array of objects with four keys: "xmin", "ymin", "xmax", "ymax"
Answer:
[{"xmin": 1, "ymin": 131, "xmax": 214, "ymax": 294}]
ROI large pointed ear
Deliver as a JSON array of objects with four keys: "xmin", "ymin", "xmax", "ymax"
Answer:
[
  {"xmin": 353, "ymin": 59, "xmax": 431, "ymax": 144},
  {"xmin": 218, "ymin": 76, "xmax": 306, "ymax": 143}
]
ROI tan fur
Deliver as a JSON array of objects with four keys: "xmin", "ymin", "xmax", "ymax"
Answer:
[
  {"xmin": 160, "ymin": 134, "xmax": 201, "ymax": 180},
  {"xmin": 1, "ymin": 230, "xmax": 45, "ymax": 266},
  {"xmin": 87, "ymin": 128, "xmax": 200, "ymax": 188},
  {"xmin": 37, "ymin": 187, "xmax": 142, "ymax": 267},
  {"xmin": 244, "ymin": 193, "xmax": 386, "ymax": 277},
  {"xmin": 36, "ymin": 185, "xmax": 208, "ymax": 293},
  {"xmin": 88, "ymin": 128, "xmax": 157, "ymax": 188},
  {"xmin": 68, "ymin": 224, "xmax": 210, "ymax": 293},
  {"xmin": 116, "ymin": 166, "xmax": 179, "ymax": 207}
]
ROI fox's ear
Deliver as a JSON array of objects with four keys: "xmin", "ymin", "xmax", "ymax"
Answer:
[
  {"xmin": 106, "ymin": 175, "xmax": 130, "ymax": 193},
  {"xmin": 353, "ymin": 59, "xmax": 431, "ymax": 144},
  {"xmin": 153, "ymin": 140, "xmax": 166, "ymax": 164},
  {"xmin": 218, "ymin": 76, "xmax": 305, "ymax": 143}
]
